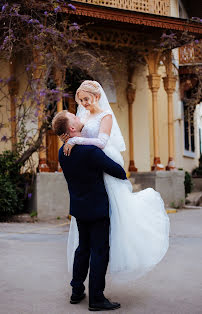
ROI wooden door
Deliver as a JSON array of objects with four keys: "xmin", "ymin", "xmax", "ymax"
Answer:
[
  {"xmin": 46, "ymin": 129, "xmax": 58, "ymax": 172},
  {"xmin": 46, "ymin": 97, "xmax": 77, "ymax": 171}
]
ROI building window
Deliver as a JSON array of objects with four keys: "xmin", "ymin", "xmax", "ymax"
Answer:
[{"xmin": 183, "ymin": 102, "xmax": 195, "ymax": 153}]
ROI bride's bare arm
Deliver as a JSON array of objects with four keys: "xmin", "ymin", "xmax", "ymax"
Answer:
[
  {"xmin": 99, "ymin": 114, "xmax": 112, "ymax": 136},
  {"xmin": 63, "ymin": 114, "xmax": 112, "ymax": 156}
]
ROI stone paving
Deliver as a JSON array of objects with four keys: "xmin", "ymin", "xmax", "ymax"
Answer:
[{"xmin": 0, "ymin": 209, "xmax": 202, "ymax": 314}]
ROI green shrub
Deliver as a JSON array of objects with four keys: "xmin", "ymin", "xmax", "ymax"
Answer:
[
  {"xmin": 0, "ymin": 151, "xmax": 27, "ymax": 219},
  {"xmin": 192, "ymin": 154, "xmax": 202, "ymax": 177},
  {"xmin": 184, "ymin": 171, "xmax": 193, "ymax": 197},
  {"xmin": 30, "ymin": 211, "xmax": 37, "ymax": 218},
  {"xmin": 0, "ymin": 174, "xmax": 22, "ymax": 216}
]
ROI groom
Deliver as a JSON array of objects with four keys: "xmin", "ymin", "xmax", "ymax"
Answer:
[{"xmin": 52, "ymin": 110, "xmax": 126, "ymax": 311}]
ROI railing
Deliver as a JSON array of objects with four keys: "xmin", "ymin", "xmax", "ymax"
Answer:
[
  {"xmin": 72, "ymin": 0, "xmax": 170, "ymax": 16},
  {"xmin": 179, "ymin": 41, "xmax": 202, "ymax": 65}
]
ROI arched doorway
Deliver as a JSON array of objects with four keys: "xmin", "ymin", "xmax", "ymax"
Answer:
[{"xmin": 46, "ymin": 67, "xmax": 94, "ymax": 172}]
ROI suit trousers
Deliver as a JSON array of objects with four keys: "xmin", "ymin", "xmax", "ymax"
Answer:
[{"xmin": 70, "ymin": 217, "xmax": 110, "ymax": 303}]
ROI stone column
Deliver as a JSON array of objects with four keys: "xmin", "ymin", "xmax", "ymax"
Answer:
[
  {"xmin": 8, "ymin": 59, "xmax": 18, "ymax": 151},
  {"xmin": 164, "ymin": 77, "xmax": 177, "ymax": 170},
  {"xmin": 33, "ymin": 50, "xmax": 49, "ymax": 172},
  {"xmin": 54, "ymin": 69, "xmax": 64, "ymax": 171},
  {"xmin": 144, "ymin": 51, "xmax": 164, "ymax": 171},
  {"xmin": 38, "ymin": 109, "xmax": 49, "ymax": 171},
  {"xmin": 126, "ymin": 83, "xmax": 137, "ymax": 172},
  {"xmin": 147, "ymin": 74, "xmax": 163, "ymax": 170},
  {"xmin": 163, "ymin": 51, "xmax": 177, "ymax": 170}
]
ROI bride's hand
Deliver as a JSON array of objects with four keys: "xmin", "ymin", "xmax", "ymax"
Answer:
[
  {"xmin": 63, "ymin": 142, "xmax": 74, "ymax": 156},
  {"xmin": 59, "ymin": 133, "xmax": 70, "ymax": 143}
]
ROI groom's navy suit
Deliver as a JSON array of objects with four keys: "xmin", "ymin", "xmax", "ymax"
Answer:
[{"xmin": 59, "ymin": 144, "xmax": 126, "ymax": 303}]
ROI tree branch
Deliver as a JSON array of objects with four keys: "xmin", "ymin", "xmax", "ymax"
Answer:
[{"xmin": 16, "ymin": 120, "xmax": 49, "ymax": 165}]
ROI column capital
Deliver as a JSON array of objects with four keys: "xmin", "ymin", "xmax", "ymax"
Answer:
[
  {"xmin": 147, "ymin": 74, "xmax": 161, "ymax": 92},
  {"xmin": 126, "ymin": 83, "xmax": 136, "ymax": 106},
  {"xmin": 144, "ymin": 50, "xmax": 162, "ymax": 75},
  {"xmin": 163, "ymin": 75, "xmax": 177, "ymax": 94}
]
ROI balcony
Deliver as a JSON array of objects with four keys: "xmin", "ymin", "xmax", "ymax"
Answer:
[
  {"xmin": 71, "ymin": 0, "xmax": 170, "ymax": 16},
  {"xmin": 179, "ymin": 40, "xmax": 202, "ymax": 65}
]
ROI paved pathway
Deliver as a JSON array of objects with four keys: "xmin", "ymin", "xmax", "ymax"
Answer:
[{"xmin": 0, "ymin": 209, "xmax": 202, "ymax": 314}]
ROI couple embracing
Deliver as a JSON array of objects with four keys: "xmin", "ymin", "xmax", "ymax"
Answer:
[{"xmin": 52, "ymin": 80, "xmax": 170, "ymax": 311}]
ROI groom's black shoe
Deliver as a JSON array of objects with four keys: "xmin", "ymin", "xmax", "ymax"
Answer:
[
  {"xmin": 89, "ymin": 297, "xmax": 121, "ymax": 311},
  {"xmin": 70, "ymin": 292, "xmax": 86, "ymax": 304}
]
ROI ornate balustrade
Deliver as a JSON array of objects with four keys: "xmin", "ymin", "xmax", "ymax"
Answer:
[
  {"xmin": 179, "ymin": 41, "xmax": 202, "ymax": 65},
  {"xmin": 71, "ymin": 0, "xmax": 170, "ymax": 16}
]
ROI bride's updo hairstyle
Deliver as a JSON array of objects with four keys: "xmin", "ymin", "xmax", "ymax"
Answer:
[{"xmin": 75, "ymin": 80, "xmax": 101, "ymax": 106}]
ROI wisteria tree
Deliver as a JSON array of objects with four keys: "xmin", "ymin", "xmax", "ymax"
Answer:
[{"xmin": 0, "ymin": 0, "xmax": 81, "ymax": 168}]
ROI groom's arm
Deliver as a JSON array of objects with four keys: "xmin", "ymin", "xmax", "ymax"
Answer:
[{"xmin": 90, "ymin": 147, "xmax": 127, "ymax": 180}]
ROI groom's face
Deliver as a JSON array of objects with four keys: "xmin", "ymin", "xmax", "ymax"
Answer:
[{"xmin": 66, "ymin": 112, "xmax": 83, "ymax": 135}]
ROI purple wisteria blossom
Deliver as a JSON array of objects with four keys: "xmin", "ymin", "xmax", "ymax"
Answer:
[
  {"xmin": 34, "ymin": 109, "xmax": 39, "ymax": 117},
  {"xmin": 39, "ymin": 90, "xmax": 47, "ymax": 97},
  {"xmin": 51, "ymin": 89, "xmax": 60, "ymax": 94},
  {"xmin": 20, "ymin": 15, "xmax": 29, "ymax": 22},
  {"xmin": 1, "ymin": 4, "xmax": 8, "ymax": 12},
  {"xmin": 1, "ymin": 135, "xmax": 8, "ymax": 142},
  {"xmin": 8, "ymin": 116, "xmax": 16, "ymax": 122},
  {"xmin": 45, "ymin": 28, "xmax": 57, "ymax": 35},
  {"xmin": 69, "ymin": 23, "xmax": 80, "ymax": 31},
  {"xmin": 5, "ymin": 77, "xmax": 11, "ymax": 83},
  {"xmin": 28, "ymin": 19, "xmax": 39, "ymax": 24},
  {"xmin": 68, "ymin": 4, "xmax": 76, "ymax": 11},
  {"xmin": 54, "ymin": 6, "xmax": 60, "ymax": 13},
  {"xmin": 161, "ymin": 33, "xmax": 167, "ymax": 39}
]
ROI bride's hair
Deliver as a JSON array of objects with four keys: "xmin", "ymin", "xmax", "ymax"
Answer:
[{"xmin": 75, "ymin": 80, "xmax": 101, "ymax": 105}]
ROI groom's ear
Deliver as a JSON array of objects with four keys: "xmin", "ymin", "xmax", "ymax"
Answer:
[
  {"xmin": 69, "ymin": 126, "xmax": 75, "ymax": 132},
  {"xmin": 69, "ymin": 126, "xmax": 76, "ymax": 136}
]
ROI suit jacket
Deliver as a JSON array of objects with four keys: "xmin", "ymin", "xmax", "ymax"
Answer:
[{"xmin": 59, "ymin": 144, "xmax": 126, "ymax": 221}]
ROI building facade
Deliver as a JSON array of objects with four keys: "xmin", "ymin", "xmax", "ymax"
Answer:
[{"xmin": 0, "ymin": 0, "xmax": 202, "ymax": 215}]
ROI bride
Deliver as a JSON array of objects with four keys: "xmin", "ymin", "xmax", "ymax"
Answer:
[{"xmin": 60, "ymin": 80, "xmax": 170, "ymax": 279}]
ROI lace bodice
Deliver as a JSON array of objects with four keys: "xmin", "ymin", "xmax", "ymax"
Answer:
[
  {"xmin": 81, "ymin": 110, "xmax": 111, "ymax": 139},
  {"xmin": 67, "ymin": 109, "xmax": 124, "ymax": 166}
]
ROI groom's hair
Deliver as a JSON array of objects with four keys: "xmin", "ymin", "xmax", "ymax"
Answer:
[{"xmin": 52, "ymin": 110, "xmax": 69, "ymax": 136}]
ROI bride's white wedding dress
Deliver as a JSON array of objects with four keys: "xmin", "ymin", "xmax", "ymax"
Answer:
[{"xmin": 67, "ymin": 110, "xmax": 170, "ymax": 280}]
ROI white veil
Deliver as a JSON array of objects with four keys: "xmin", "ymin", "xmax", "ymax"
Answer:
[{"xmin": 76, "ymin": 81, "xmax": 126, "ymax": 152}]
